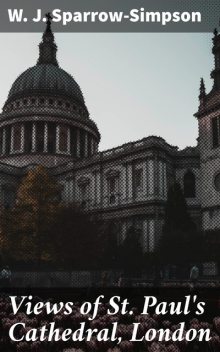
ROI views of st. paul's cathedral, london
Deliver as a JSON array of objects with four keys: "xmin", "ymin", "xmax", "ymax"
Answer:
[{"xmin": 0, "ymin": 19, "xmax": 220, "ymax": 254}]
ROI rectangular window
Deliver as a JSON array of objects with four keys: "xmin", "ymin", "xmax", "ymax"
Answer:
[
  {"xmin": 133, "ymin": 168, "xmax": 143, "ymax": 192},
  {"xmin": 109, "ymin": 178, "xmax": 116, "ymax": 193},
  {"xmin": 212, "ymin": 117, "xmax": 220, "ymax": 148},
  {"xmin": 80, "ymin": 184, "xmax": 87, "ymax": 200},
  {"xmin": 79, "ymin": 183, "xmax": 88, "ymax": 208},
  {"xmin": 108, "ymin": 177, "xmax": 119, "ymax": 205}
]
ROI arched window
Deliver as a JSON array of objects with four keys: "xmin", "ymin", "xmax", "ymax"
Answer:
[{"xmin": 184, "ymin": 171, "xmax": 196, "ymax": 198}]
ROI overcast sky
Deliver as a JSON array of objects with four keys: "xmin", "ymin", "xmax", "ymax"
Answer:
[{"xmin": 0, "ymin": 32, "xmax": 213, "ymax": 151}]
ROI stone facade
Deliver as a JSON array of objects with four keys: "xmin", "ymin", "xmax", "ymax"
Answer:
[
  {"xmin": 0, "ymin": 22, "xmax": 219, "ymax": 252},
  {"xmin": 195, "ymin": 30, "xmax": 220, "ymax": 232}
]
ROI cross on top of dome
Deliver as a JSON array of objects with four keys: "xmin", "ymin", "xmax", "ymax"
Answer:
[
  {"xmin": 45, "ymin": 12, "xmax": 53, "ymax": 25},
  {"xmin": 45, "ymin": 12, "xmax": 53, "ymax": 34}
]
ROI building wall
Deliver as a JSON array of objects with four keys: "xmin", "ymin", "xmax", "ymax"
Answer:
[
  {"xmin": 57, "ymin": 138, "xmax": 200, "ymax": 252},
  {"xmin": 198, "ymin": 107, "xmax": 220, "ymax": 230},
  {"xmin": 0, "ymin": 136, "xmax": 201, "ymax": 253}
]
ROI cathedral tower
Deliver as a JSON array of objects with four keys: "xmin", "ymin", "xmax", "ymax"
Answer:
[{"xmin": 195, "ymin": 29, "xmax": 220, "ymax": 230}]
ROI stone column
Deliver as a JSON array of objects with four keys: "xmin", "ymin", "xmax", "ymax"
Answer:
[
  {"xmin": 163, "ymin": 163, "xmax": 167, "ymax": 199},
  {"xmin": 84, "ymin": 132, "xmax": 88, "ymax": 157},
  {"xmin": 121, "ymin": 164, "xmax": 127, "ymax": 203},
  {"xmin": 2, "ymin": 128, "xmax": 6, "ymax": 154},
  {"xmin": 56, "ymin": 125, "xmax": 59, "ymax": 153},
  {"xmin": 67, "ymin": 127, "xmax": 71, "ymax": 154},
  {"xmin": 127, "ymin": 163, "xmax": 133, "ymax": 201},
  {"xmin": 96, "ymin": 171, "xmax": 101, "ymax": 205},
  {"xmin": 93, "ymin": 171, "xmax": 97, "ymax": 205},
  {"xmin": 143, "ymin": 220, "xmax": 148, "ymax": 253},
  {"xmin": 147, "ymin": 159, "xmax": 154, "ymax": 196},
  {"xmin": 90, "ymin": 172, "xmax": 96, "ymax": 206},
  {"xmin": 76, "ymin": 129, "xmax": 80, "ymax": 157},
  {"xmin": 32, "ymin": 123, "xmax": 36, "ymax": 152},
  {"xmin": 44, "ymin": 122, "xmax": 48, "ymax": 153},
  {"xmin": 10, "ymin": 126, "xmax": 14, "ymax": 153},
  {"xmin": 158, "ymin": 160, "xmax": 163, "ymax": 198},
  {"xmin": 90, "ymin": 138, "xmax": 94, "ymax": 156},
  {"xmin": 142, "ymin": 160, "xmax": 148, "ymax": 197},
  {"xmin": 149, "ymin": 220, "xmax": 155, "ymax": 252},
  {"xmin": 21, "ymin": 124, "xmax": 25, "ymax": 152}
]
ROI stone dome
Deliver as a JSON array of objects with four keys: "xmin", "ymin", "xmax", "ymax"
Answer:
[
  {"xmin": 5, "ymin": 14, "xmax": 84, "ymax": 107},
  {"xmin": 0, "ymin": 15, "xmax": 100, "ymax": 168},
  {"xmin": 7, "ymin": 64, "xmax": 85, "ymax": 104}
]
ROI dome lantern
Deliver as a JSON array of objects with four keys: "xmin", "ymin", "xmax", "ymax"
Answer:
[{"xmin": 37, "ymin": 13, "xmax": 58, "ymax": 67}]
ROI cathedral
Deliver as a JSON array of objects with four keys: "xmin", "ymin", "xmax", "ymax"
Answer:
[{"xmin": 0, "ymin": 19, "xmax": 219, "ymax": 253}]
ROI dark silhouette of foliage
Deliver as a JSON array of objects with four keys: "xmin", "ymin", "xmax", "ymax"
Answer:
[
  {"xmin": 47, "ymin": 204, "xmax": 107, "ymax": 270},
  {"xmin": 118, "ymin": 226, "xmax": 143, "ymax": 275},
  {"xmin": 203, "ymin": 229, "xmax": 220, "ymax": 263},
  {"xmin": 158, "ymin": 183, "xmax": 203, "ymax": 266},
  {"xmin": 101, "ymin": 221, "xmax": 119, "ymax": 269}
]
